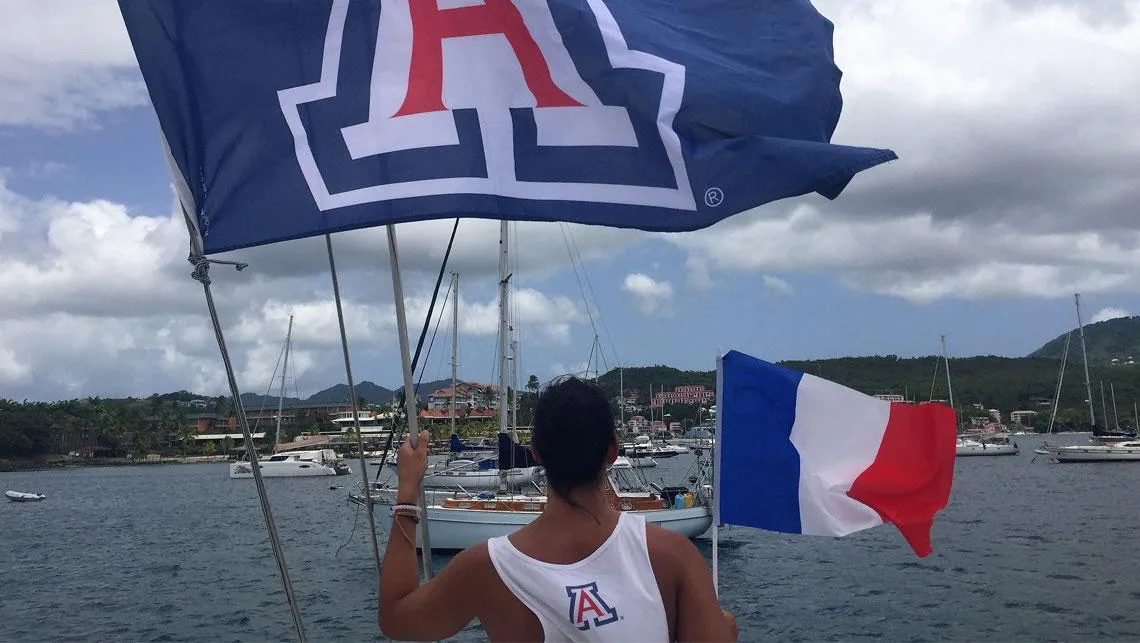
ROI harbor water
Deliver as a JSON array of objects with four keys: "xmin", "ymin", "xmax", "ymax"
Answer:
[{"xmin": 2, "ymin": 433, "xmax": 1139, "ymax": 641}]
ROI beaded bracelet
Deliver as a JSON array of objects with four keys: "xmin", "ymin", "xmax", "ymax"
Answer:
[
  {"xmin": 392, "ymin": 503, "xmax": 421, "ymax": 524},
  {"xmin": 392, "ymin": 503, "xmax": 420, "ymax": 516}
]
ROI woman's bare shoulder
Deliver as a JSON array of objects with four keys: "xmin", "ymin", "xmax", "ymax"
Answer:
[{"xmin": 645, "ymin": 523, "xmax": 705, "ymax": 572}]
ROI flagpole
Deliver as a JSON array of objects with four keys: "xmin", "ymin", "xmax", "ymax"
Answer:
[
  {"xmin": 712, "ymin": 351, "xmax": 724, "ymax": 597},
  {"xmin": 159, "ymin": 129, "xmax": 307, "ymax": 643},
  {"xmin": 385, "ymin": 224, "xmax": 433, "ymax": 579}
]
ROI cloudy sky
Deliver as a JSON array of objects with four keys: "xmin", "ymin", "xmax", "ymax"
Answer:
[{"xmin": 1, "ymin": 0, "xmax": 1138, "ymax": 402}]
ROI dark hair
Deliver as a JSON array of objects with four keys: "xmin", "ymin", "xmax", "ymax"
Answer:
[{"xmin": 532, "ymin": 377, "xmax": 615, "ymax": 501}]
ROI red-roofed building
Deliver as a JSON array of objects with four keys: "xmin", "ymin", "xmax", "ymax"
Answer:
[
  {"xmin": 427, "ymin": 381, "xmax": 499, "ymax": 410},
  {"xmin": 419, "ymin": 406, "xmax": 498, "ymax": 424}
]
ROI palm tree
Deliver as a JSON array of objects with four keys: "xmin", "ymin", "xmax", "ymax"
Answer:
[
  {"xmin": 526, "ymin": 375, "xmax": 540, "ymax": 395},
  {"xmin": 475, "ymin": 385, "xmax": 498, "ymax": 410}
]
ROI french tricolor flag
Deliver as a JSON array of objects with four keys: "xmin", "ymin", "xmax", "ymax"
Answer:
[{"xmin": 714, "ymin": 351, "xmax": 956, "ymax": 557}]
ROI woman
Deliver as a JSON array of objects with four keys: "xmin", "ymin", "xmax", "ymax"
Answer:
[{"xmin": 379, "ymin": 377, "xmax": 737, "ymax": 641}]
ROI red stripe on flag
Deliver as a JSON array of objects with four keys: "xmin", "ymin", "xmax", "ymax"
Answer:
[{"xmin": 846, "ymin": 402, "xmax": 957, "ymax": 557}]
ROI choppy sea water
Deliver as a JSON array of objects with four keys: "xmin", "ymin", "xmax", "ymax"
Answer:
[{"xmin": 2, "ymin": 433, "xmax": 1139, "ymax": 641}]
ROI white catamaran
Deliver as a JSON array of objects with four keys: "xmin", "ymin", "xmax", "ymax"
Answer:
[{"xmin": 230, "ymin": 316, "xmax": 351, "ymax": 479}]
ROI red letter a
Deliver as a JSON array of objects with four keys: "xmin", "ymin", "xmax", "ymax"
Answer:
[{"xmin": 396, "ymin": 0, "xmax": 583, "ymax": 116}]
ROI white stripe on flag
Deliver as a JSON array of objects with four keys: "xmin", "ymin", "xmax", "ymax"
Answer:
[{"xmin": 790, "ymin": 374, "xmax": 890, "ymax": 536}]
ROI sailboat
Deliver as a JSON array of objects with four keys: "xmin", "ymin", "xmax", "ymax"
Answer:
[
  {"xmin": 1042, "ymin": 295, "xmax": 1140, "ymax": 463},
  {"xmin": 425, "ymin": 272, "xmax": 539, "ymax": 490},
  {"xmin": 399, "ymin": 222, "xmax": 714, "ymax": 550},
  {"xmin": 360, "ymin": 273, "xmax": 540, "ymax": 495},
  {"xmin": 940, "ymin": 335, "xmax": 1018, "ymax": 457},
  {"xmin": 230, "ymin": 316, "xmax": 352, "ymax": 479}
]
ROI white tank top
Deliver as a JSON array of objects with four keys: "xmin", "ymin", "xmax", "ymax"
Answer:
[{"xmin": 487, "ymin": 512, "xmax": 669, "ymax": 642}]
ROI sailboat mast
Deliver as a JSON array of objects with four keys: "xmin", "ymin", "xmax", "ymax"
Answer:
[
  {"xmin": 450, "ymin": 272, "xmax": 458, "ymax": 437},
  {"xmin": 1100, "ymin": 381, "xmax": 1109, "ymax": 431},
  {"xmin": 1111, "ymin": 383, "xmax": 1120, "ymax": 430},
  {"xmin": 940, "ymin": 335, "xmax": 955, "ymax": 420},
  {"xmin": 1075, "ymin": 293, "xmax": 1096, "ymax": 427},
  {"xmin": 497, "ymin": 220, "xmax": 510, "ymax": 437},
  {"xmin": 511, "ymin": 337, "xmax": 519, "ymax": 430},
  {"xmin": 275, "ymin": 314, "xmax": 294, "ymax": 449},
  {"xmin": 1047, "ymin": 331, "xmax": 1071, "ymax": 435}
]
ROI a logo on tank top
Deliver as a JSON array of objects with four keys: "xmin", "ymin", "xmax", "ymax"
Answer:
[{"xmin": 566, "ymin": 582, "xmax": 619, "ymax": 631}]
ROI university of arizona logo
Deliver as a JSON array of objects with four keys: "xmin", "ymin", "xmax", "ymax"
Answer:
[
  {"xmin": 278, "ymin": 0, "xmax": 694, "ymax": 212},
  {"xmin": 566, "ymin": 582, "xmax": 619, "ymax": 631}
]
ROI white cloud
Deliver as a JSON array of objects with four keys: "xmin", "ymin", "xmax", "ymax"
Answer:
[
  {"xmin": 665, "ymin": 0, "xmax": 1140, "ymax": 304},
  {"xmin": 0, "ymin": 347, "xmax": 30, "ymax": 383},
  {"xmin": 0, "ymin": 185, "xmax": 196, "ymax": 319},
  {"xmin": 1091, "ymin": 307, "xmax": 1130, "ymax": 323},
  {"xmin": 0, "ymin": 179, "xmax": 597, "ymax": 400},
  {"xmin": 673, "ymin": 205, "xmax": 1140, "ymax": 304},
  {"xmin": 762, "ymin": 276, "xmax": 794, "ymax": 297},
  {"xmin": 622, "ymin": 273, "xmax": 674, "ymax": 316},
  {"xmin": 0, "ymin": 0, "xmax": 144, "ymax": 128}
]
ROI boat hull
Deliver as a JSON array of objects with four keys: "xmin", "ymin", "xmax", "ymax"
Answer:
[
  {"xmin": 414, "ymin": 505, "xmax": 713, "ymax": 551},
  {"xmin": 1089, "ymin": 434, "xmax": 1138, "ymax": 443},
  {"xmin": 229, "ymin": 461, "xmax": 347, "ymax": 478},
  {"xmin": 956, "ymin": 444, "xmax": 1019, "ymax": 457},
  {"xmin": 424, "ymin": 466, "xmax": 540, "ymax": 490},
  {"xmin": 1048, "ymin": 447, "xmax": 1140, "ymax": 462}
]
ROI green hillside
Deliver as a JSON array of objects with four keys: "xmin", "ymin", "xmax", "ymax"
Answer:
[
  {"xmin": 1031, "ymin": 316, "xmax": 1140, "ymax": 366},
  {"xmin": 599, "ymin": 354, "xmax": 1140, "ymax": 429}
]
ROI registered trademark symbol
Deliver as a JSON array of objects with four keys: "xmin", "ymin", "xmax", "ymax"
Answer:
[{"xmin": 704, "ymin": 187, "xmax": 724, "ymax": 207}]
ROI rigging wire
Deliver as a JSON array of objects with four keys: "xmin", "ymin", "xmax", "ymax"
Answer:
[
  {"xmin": 928, "ymin": 355, "xmax": 940, "ymax": 402},
  {"xmin": 251, "ymin": 333, "xmax": 289, "ymax": 435},
  {"xmin": 336, "ymin": 500, "xmax": 363, "ymax": 560},
  {"xmin": 416, "ymin": 278, "xmax": 453, "ymax": 386},
  {"xmin": 325, "ymin": 233, "xmax": 384, "ymax": 589},
  {"xmin": 1046, "ymin": 331, "xmax": 1073, "ymax": 435},
  {"xmin": 563, "ymin": 223, "xmax": 621, "ymax": 368},
  {"xmin": 558, "ymin": 223, "xmax": 602, "ymax": 343}
]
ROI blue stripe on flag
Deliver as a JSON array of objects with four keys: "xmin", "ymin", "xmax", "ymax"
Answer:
[{"xmin": 719, "ymin": 350, "xmax": 805, "ymax": 534}]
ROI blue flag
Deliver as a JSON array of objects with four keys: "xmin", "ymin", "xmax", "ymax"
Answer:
[{"xmin": 119, "ymin": 0, "xmax": 896, "ymax": 255}]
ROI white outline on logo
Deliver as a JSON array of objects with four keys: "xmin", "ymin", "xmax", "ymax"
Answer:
[{"xmin": 277, "ymin": 0, "xmax": 695, "ymax": 212}]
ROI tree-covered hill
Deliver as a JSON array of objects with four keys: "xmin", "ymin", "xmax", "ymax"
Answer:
[{"xmin": 1031, "ymin": 316, "xmax": 1140, "ymax": 366}]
